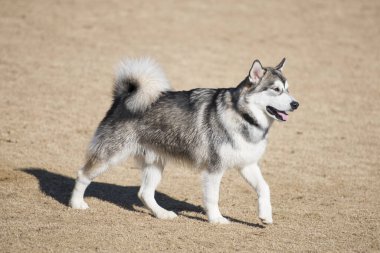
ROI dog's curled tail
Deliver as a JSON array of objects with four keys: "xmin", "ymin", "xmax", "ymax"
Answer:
[{"xmin": 114, "ymin": 57, "xmax": 171, "ymax": 113}]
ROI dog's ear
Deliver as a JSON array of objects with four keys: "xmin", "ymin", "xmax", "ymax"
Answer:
[
  {"xmin": 275, "ymin": 58, "xmax": 286, "ymax": 71},
  {"xmin": 249, "ymin": 60, "xmax": 265, "ymax": 84}
]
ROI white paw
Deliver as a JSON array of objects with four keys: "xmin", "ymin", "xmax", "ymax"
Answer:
[
  {"xmin": 209, "ymin": 216, "xmax": 231, "ymax": 224},
  {"xmin": 155, "ymin": 210, "xmax": 177, "ymax": 220},
  {"xmin": 259, "ymin": 215, "xmax": 273, "ymax": 224},
  {"xmin": 69, "ymin": 198, "xmax": 89, "ymax": 210},
  {"xmin": 258, "ymin": 199, "xmax": 272, "ymax": 224}
]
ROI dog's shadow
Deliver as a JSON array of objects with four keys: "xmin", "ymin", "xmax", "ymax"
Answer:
[
  {"xmin": 20, "ymin": 168, "xmax": 264, "ymax": 228},
  {"xmin": 20, "ymin": 168, "xmax": 202, "ymax": 213}
]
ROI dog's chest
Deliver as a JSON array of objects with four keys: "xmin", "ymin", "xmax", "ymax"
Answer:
[{"xmin": 218, "ymin": 136, "xmax": 267, "ymax": 168}]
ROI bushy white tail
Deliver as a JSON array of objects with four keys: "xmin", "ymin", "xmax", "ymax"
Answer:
[{"xmin": 114, "ymin": 58, "xmax": 171, "ymax": 113}]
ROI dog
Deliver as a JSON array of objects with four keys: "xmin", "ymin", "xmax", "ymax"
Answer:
[{"xmin": 69, "ymin": 58, "xmax": 299, "ymax": 224}]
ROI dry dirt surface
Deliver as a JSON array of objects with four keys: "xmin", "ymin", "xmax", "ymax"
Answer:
[{"xmin": 1, "ymin": 0, "xmax": 379, "ymax": 252}]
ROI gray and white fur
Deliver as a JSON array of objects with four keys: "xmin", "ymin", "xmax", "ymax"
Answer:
[{"xmin": 70, "ymin": 57, "xmax": 299, "ymax": 224}]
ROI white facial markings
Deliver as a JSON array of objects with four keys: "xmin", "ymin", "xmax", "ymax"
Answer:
[
  {"xmin": 248, "ymin": 79, "xmax": 294, "ymax": 121},
  {"xmin": 273, "ymin": 80, "xmax": 285, "ymax": 93}
]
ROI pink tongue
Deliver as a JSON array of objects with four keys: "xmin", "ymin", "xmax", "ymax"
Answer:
[{"xmin": 278, "ymin": 112, "xmax": 288, "ymax": 121}]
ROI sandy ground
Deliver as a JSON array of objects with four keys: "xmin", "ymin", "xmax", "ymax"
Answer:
[{"xmin": 1, "ymin": 0, "xmax": 379, "ymax": 252}]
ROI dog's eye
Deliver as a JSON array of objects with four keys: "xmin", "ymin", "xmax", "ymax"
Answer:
[{"xmin": 272, "ymin": 87, "xmax": 280, "ymax": 92}]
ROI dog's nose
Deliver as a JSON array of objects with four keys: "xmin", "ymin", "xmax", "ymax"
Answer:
[{"xmin": 290, "ymin": 101, "xmax": 299, "ymax": 110}]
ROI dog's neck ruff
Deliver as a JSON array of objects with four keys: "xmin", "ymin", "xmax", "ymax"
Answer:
[
  {"xmin": 229, "ymin": 86, "xmax": 271, "ymax": 132},
  {"xmin": 241, "ymin": 112, "xmax": 260, "ymax": 128},
  {"xmin": 242, "ymin": 110, "xmax": 273, "ymax": 140}
]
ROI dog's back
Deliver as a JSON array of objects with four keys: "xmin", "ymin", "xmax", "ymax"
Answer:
[{"xmin": 138, "ymin": 88, "xmax": 233, "ymax": 167}]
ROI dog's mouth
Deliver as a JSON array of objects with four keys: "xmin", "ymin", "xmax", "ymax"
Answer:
[{"xmin": 266, "ymin": 106, "xmax": 288, "ymax": 121}]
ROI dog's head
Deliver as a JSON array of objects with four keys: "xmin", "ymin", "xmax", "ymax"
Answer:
[{"xmin": 237, "ymin": 58, "xmax": 299, "ymax": 122}]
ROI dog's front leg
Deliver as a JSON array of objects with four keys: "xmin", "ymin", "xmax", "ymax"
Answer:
[
  {"xmin": 202, "ymin": 170, "xmax": 230, "ymax": 224},
  {"xmin": 240, "ymin": 164, "xmax": 273, "ymax": 224}
]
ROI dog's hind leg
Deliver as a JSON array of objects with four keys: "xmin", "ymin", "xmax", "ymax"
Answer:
[
  {"xmin": 202, "ymin": 170, "xmax": 230, "ymax": 224},
  {"xmin": 69, "ymin": 158, "xmax": 109, "ymax": 209},
  {"xmin": 137, "ymin": 154, "xmax": 177, "ymax": 220},
  {"xmin": 239, "ymin": 163, "xmax": 273, "ymax": 224}
]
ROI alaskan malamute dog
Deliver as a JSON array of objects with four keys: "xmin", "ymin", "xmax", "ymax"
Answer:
[{"xmin": 70, "ymin": 58, "xmax": 299, "ymax": 224}]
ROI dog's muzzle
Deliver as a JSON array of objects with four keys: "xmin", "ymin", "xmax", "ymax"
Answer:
[{"xmin": 266, "ymin": 106, "xmax": 288, "ymax": 121}]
